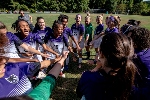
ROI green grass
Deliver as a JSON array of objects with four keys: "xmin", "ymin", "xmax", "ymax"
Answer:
[
  {"xmin": 0, "ymin": 13, "xmax": 150, "ymax": 32},
  {"xmin": 0, "ymin": 13, "xmax": 150, "ymax": 100}
]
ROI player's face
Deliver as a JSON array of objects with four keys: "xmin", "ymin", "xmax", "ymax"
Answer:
[
  {"xmin": 20, "ymin": 11, "xmax": 24, "ymax": 16},
  {"xmin": 85, "ymin": 18, "xmax": 90, "ymax": 25},
  {"xmin": 0, "ymin": 58, "xmax": 6, "ymax": 77},
  {"xmin": 19, "ymin": 21, "xmax": 30, "ymax": 36},
  {"xmin": 0, "ymin": 28, "xmax": 7, "ymax": 36},
  {"xmin": 38, "ymin": 19, "xmax": 45, "ymax": 29},
  {"xmin": 62, "ymin": 19, "xmax": 68, "ymax": 28},
  {"xmin": 76, "ymin": 15, "xmax": 81, "ymax": 23},
  {"xmin": 55, "ymin": 24, "xmax": 63, "ymax": 36},
  {"xmin": 96, "ymin": 18, "xmax": 101, "ymax": 24},
  {"xmin": 107, "ymin": 19, "xmax": 114, "ymax": 28}
]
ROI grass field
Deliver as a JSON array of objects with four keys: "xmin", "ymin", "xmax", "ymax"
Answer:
[
  {"xmin": 0, "ymin": 13, "xmax": 150, "ymax": 32},
  {"xmin": 0, "ymin": 13, "xmax": 150, "ymax": 100}
]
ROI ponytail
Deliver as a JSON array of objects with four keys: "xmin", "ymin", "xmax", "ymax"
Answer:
[{"xmin": 100, "ymin": 33, "xmax": 136, "ymax": 100}]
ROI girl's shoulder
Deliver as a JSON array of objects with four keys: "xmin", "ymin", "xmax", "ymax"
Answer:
[{"xmin": 81, "ymin": 71, "xmax": 105, "ymax": 82}]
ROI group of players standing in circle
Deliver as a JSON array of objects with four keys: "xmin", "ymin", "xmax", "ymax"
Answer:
[{"xmin": 1, "ymin": 10, "xmax": 150, "ymax": 100}]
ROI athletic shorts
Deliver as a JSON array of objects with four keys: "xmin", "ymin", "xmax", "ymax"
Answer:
[
  {"xmin": 94, "ymin": 37, "xmax": 102, "ymax": 48},
  {"xmin": 72, "ymin": 39, "xmax": 84, "ymax": 49}
]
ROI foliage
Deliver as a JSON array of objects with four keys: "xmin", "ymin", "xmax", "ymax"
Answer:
[
  {"xmin": 132, "ymin": 2, "xmax": 149, "ymax": 14},
  {"xmin": 0, "ymin": 0, "xmax": 150, "ymax": 14},
  {"xmin": 117, "ymin": 4, "xmax": 127, "ymax": 13}
]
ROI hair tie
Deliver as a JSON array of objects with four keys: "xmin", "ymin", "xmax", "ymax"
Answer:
[{"xmin": 109, "ymin": 16, "xmax": 115, "ymax": 22}]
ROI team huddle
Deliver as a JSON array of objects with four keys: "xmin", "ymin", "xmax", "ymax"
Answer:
[{"xmin": 0, "ymin": 10, "xmax": 150, "ymax": 100}]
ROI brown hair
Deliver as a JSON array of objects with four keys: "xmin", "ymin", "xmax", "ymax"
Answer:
[
  {"xmin": 0, "ymin": 21, "xmax": 8, "ymax": 52},
  {"xmin": 100, "ymin": 33, "xmax": 136, "ymax": 100}
]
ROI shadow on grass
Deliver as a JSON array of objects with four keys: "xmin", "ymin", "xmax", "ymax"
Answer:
[
  {"xmin": 50, "ymin": 59, "xmax": 95, "ymax": 100},
  {"xmin": 64, "ymin": 57, "xmax": 96, "ymax": 75},
  {"xmin": 50, "ymin": 78, "xmax": 80, "ymax": 100}
]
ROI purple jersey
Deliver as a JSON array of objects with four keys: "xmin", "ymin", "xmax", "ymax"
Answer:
[
  {"xmin": 34, "ymin": 27, "xmax": 52, "ymax": 41},
  {"xmin": 0, "ymin": 62, "xmax": 41, "ymax": 98},
  {"xmin": 134, "ymin": 49, "xmax": 150, "ymax": 82},
  {"xmin": 94, "ymin": 24, "xmax": 104, "ymax": 35},
  {"xmin": 77, "ymin": 70, "xmax": 150, "ymax": 100},
  {"xmin": 105, "ymin": 27, "xmax": 119, "ymax": 34},
  {"xmin": 71, "ymin": 23, "xmax": 84, "ymax": 36},
  {"xmin": 2, "ymin": 32, "xmax": 23, "ymax": 58},
  {"xmin": 63, "ymin": 27, "xmax": 73, "ymax": 39},
  {"xmin": 14, "ymin": 32, "xmax": 44, "ymax": 54},
  {"xmin": 34, "ymin": 27, "xmax": 53, "ymax": 53},
  {"xmin": 71, "ymin": 23, "xmax": 85, "ymax": 47},
  {"xmin": 44, "ymin": 33, "xmax": 68, "ymax": 59}
]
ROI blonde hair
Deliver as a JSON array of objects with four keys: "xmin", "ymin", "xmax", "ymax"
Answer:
[
  {"xmin": 97, "ymin": 15, "xmax": 103, "ymax": 20},
  {"xmin": 87, "ymin": 12, "xmax": 90, "ymax": 16},
  {"xmin": 85, "ymin": 16, "xmax": 91, "ymax": 20}
]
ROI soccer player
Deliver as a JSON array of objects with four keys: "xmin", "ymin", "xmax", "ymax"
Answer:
[
  {"xmin": 44, "ymin": 20, "xmax": 71, "ymax": 77},
  {"xmin": 0, "ymin": 55, "xmax": 61, "ymax": 98},
  {"xmin": 84, "ymin": 16, "xmax": 93, "ymax": 60},
  {"xmin": 0, "ymin": 21, "xmax": 48, "ymax": 59},
  {"xmin": 71, "ymin": 14, "xmax": 85, "ymax": 68},
  {"xmin": 18, "ymin": 10, "xmax": 34, "ymax": 31},
  {"xmin": 14, "ymin": 19, "xmax": 59, "ymax": 61},
  {"xmin": 58, "ymin": 14, "xmax": 80, "ymax": 70}
]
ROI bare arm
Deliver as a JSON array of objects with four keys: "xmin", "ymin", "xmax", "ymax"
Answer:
[
  {"xmin": 85, "ymin": 34, "xmax": 89, "ymax": 42},
  {"xmin": 40, "ymin": 56, "xmax": 62, "ymax": 69},
  {"xmin": 78, "ymin": 35, "xmax": 83, "ymax": 43},
  {"xmin": 20, "ymin": 43, "xmax": 49, "ymax": 58},
  {"xmin": 8, "ymin": 58, "xmax": 39, "ymax": 63},
  {"xmin": 71, "ymin": 36, "xmax": 80, "ymax": 50},
  {"xmin": 42, "ymin": 44, "xmax": 59, "ymax": 56},
  {"xmin": 93, "ymin": 32, "xmax": 105, "ymax": 40},
  {"xmin": 48, "ymin": 51, "xmax": 68, "ymax": 78}
]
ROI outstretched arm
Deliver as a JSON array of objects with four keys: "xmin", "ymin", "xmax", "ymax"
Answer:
[
  {"xmin": 42, "ymin": 44, "xmax": 59, "ymax": 58},
  {"xmin": 71, "ymin": 36, "xmax": 80, "ymax": 50},
  {"xmin": 8, "ymin": 58, "xmax": 39, "ymax": 63},
  {"xmin": 20, "ymin": 43, "xmax": 49, "ymax": 58},
  {"xmin": 28, "ymin": 51, "xmax": 69, "ymax": 100}
]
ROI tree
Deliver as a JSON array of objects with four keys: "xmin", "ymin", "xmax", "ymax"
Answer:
[
  {"xmin": 89, "ymin": 0, "xmax": 106, "ymax": 9},
  {"xmin": 105, "ymin": 0, "xmax": 118, "ymax": 13},
  {"xmin": 117, "ymin": 4, "xmax": 127, "ymax": 13},
  {"xmin": 9, "ymin": 0, "xmax": 20, "ymax": 11},
  {"xmin": 132, "ymin": 2, "xmax": 148, "ymax": 14}
]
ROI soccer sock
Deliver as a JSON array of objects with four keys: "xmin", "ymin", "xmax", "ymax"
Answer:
[
  {"xmin": 66, "ymin": 57, "xmax": 69, "ymax": 65},
  {"xmin": 79, "ymin": 58, "xmax": 82, "ymax": 64},
  {"xmin": 95, "ymin": 53, "xmax": 99, "ymax": 60},
  {"xmin": 87, "ymin": 52, "xmax": 90, "ymax": 57},
  {"xmin": 61, "ymin": 67, "xmax": 64, "ymax": 72}
]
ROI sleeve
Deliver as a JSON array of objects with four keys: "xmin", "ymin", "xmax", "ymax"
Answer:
[
  {"xmin": 76, "ymin": 71, "xmax": 90, "ymax": 98},
  {"xmin": 11, "ymin": 33, "xmax": 23, "ymax": 46},
  {"xmin": 44, "ymin": 32, "xmax": 51, "ymax": 44},
  {"xmin": 96, "ymin": 25, "xmax": 104, "ymax": 35},
  {"xmin": 18, "ymin": 16, "xmax": 20, "ymax": 20},
  {"xmin": 35, "ymin": 34, "xmax": 45, "ymax": 45},
  {"xmin": 63, "ymin": 34, "xmax": 69, "ymax": 47},
  {"xmin": 18, "ymin": 62, "xmax": 41, "ymax": 77},
  {"xmin": 71, "ymin": 25, "xmax": 73, "ymax": 31},
  {"xmin": 69, "ymin": 28, "xmax": 73, "ymax": 37},
  {"xmin": 28, "ymin": 75, "xmax": 56, "ymax": 100},
  {"xmin": 79, "ymin": 25, "xmax": 85, "ymax": 35},
  {"xmin": 114, "ymin": 28, "xmax": 119, "ymax": 33}
]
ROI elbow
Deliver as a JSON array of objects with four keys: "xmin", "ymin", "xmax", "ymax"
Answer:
[
  {"xmin": 43, "ymin": 46, "xmax": 48, "ymax": 51},
  {"xmin": 24, "ymin": 45, "xmax": 30, "ymax": 51}
]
